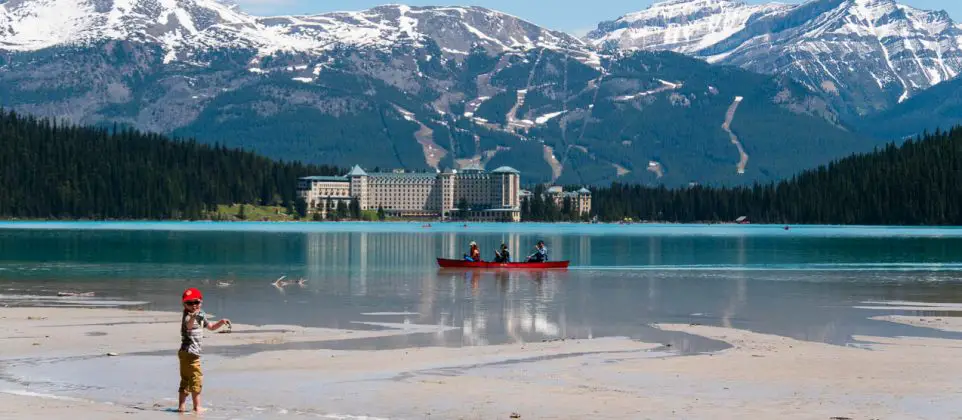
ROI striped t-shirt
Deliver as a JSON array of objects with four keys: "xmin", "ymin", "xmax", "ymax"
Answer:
[{"xmin": 180, "ymin": 311, "xmax": 210, "ymax": 356}]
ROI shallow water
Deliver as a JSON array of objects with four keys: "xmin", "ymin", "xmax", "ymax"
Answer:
[
  {"xmin": 4, "ymin": 222, "xmax": 962, "ymax": 418},
  {"xmin": 2, "ymin": 221, "xmax": 962, "ymax": 350}
]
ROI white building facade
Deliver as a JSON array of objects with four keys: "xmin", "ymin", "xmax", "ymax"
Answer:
[
  {"xmin": 519, "ymin": 186, "xmax": 593, "ymax": 217},
  {"xmin": 298, "ymin": 165, "xmax": 522, "ymax": 222},
  {"xmin": 546, "ymin": 186, "xmax": 592, "ymax": 216}
]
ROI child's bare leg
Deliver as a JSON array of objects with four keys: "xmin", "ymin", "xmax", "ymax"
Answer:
[
  {"xmin": 178, "ymin": 391, "xmax": 189, "ymax": 412},
  {"xmin": 191, "ymin": 392, "xmax": 202, "ymax": 412}
]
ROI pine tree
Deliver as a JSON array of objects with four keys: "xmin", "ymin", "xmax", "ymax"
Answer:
[
  {"xmin": 457, "ymin": 197, "xmax": 470, "ymax": 220},
  {"xmin": 295, "ymin": 197, "xmax": 308, "ymax": 219},
  {"xmin": 349, "ymin": 197, "xmax": 361, "ymax": 220}
]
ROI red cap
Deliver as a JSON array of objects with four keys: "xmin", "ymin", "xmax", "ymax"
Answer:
[{"xmin": 182, "ymin": 288, "xmax": 203, "ymax": 302}]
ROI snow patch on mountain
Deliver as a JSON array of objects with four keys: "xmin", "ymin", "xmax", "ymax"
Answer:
[
  {"xmin": 587, "ymin": 0, "xmax": 792, "ymax": 53},
  {"xmin": 0, "ymin": 0, "xmax": 248, "ymax": 52},
  {"xmin": 535, "ymin": 111, "xmax": 566, "ymax": 124},
  {"xmin": 588, "ymin": 0, "xmax": 962, "ymax": 108},
  {"xmin": 0, "ymin": 1, "xmax": 597, "ymax": 65},
  {"xmin": 613, "ymin": 79, "xmax": 684, "ymax": 101}
]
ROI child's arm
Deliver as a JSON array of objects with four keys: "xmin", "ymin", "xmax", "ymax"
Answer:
[
  {"xmin": 207, "ymin": 318, "xmax": 231, "ymax": 331},
  {"xmin": 184, "ymin": 312, "xmax": 197, "ymax": 330}
]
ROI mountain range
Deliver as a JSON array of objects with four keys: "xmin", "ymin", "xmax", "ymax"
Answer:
[
  {"xmin": 0, "ymin": 0, "xmax": 958, "ymax": 186},
  {"xmin": 856, "ymin": 74, "xmax": 962, "ymax": 140},
  {"xmin": 588, "ymin": 0, "xmax": 962, "ymax": 119}
]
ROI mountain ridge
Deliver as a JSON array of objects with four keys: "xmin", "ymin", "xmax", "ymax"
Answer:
[
  {"xmin": 587, "ymin": 0, "xmax": 962, "ymax": 118},
  {"xmin": 0, "ymin": 1, "xmax": 598, "ymax": 65},
  {"xmin": 0, "ymin": 0, "xmax": 877, "ymax": 187},
  {"xmin": 857, "ymin": 75, "xmax": 962, "ymax": 140}
]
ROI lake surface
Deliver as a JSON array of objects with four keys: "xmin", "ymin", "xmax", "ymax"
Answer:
[{"xmin": 3, "ymin": 222, "xmax": 962, "ymax": 351}]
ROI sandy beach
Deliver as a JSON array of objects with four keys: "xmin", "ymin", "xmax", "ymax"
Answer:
[{"xmin": 2, "ymin": 307, "xmax": 962, "ymax": 419}]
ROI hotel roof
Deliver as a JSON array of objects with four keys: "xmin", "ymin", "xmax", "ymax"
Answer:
[
  {"xmin": 367, "ymin": 172, "xmax": 438, "ymax": 178},
  {"xmin": 300, "ymin": 176, "xmax": 347, "ymax": 182},
  {"xmin": 304, "ymin": 165, "xmax": 523, "ymax": 180},
  {"xmin": 460, "ymin": 163, "xmax": 484, "ymax": 172},
  {"xmin": 491, "ymin": 166, "xmax": 521, "ymax": 174},
  {"xmin": 346, "ymin": 165, "xmax": 368, "ymax": 177}
]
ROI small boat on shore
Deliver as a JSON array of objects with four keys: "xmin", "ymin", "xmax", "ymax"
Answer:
[{"xmin": 436, "ymin": 258, "xmax": 569, "ymax": 269}]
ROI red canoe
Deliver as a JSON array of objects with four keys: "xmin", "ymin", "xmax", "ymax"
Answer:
[{"xmin": 436, "ymin": 258, "xmax": 569, "ymax": 269}]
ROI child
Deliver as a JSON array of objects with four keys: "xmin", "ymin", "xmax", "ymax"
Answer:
[{"xmin": 178, "ymin": 287, "xmax": 231, "ymax": 413}]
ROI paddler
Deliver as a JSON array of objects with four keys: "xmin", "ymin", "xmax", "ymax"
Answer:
[
  {"xmin": 463, "ymin": 241, "xmax": 481, "ymax": 262},
  {"xmin": 494, "ymin": 243, "xmax": 510, "ymax": 263},
  {"xmin": 526, "ymin": 240, "xmax": 548, "ymax": 263}
]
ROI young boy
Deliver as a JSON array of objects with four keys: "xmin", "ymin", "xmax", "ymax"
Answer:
[{"xmin": 178, "ymin": 287, "xmax": 230, "ymax": 413}]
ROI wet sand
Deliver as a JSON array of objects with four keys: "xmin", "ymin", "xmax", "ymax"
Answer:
[{"xmin": 3, "ymin": 307, "xmax": 962, "ymax": 419}]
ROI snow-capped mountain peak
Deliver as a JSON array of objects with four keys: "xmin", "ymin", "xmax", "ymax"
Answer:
[
  {"xmin": 0, "ymin": 1, "xmax": 594, "ymax": 65},
  {"xmin": 587, "ymin": 0, "xmax": 792, "ymax": 53},
  {"xmin": 588, "ymin": 0, "xmax": 962, "ymax": 113},
  {"xmin": 0, "ymin": 0, "xmax": 249, "ymax": 52},
  {"xmin": 252, "ymin": 5, "xmax": 589, "ymax": 55}
]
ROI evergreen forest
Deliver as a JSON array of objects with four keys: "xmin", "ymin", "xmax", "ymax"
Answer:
[
  {"xmin": 524, "ymin": 127, "xmax": 962, "ymax": 225},
  {"xmin": 0, "ymin": 110, "xmax": 339, "ymax": 219},
  {"xmin": 2, "ymin": 109, "xmax": 960, "ymax": 225}
]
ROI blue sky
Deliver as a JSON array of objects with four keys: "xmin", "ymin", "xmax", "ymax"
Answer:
[{"xmin": 233, "ymin": 0, "xmax": 961, "ymax": 35}]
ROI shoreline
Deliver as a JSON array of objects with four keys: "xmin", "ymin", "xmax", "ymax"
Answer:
[
  {"xmin": 3, "ymin": 306, "xmax": 962, "ymax": 418},
  {"xmin": 1, "ymin": 220, "xmax": 961, "ymax": 233},
  {"xmin": 2, "ymin": 217, "xmax": 961, "ymax": 228}
]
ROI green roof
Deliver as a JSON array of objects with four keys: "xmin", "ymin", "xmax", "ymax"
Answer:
[
  {"xmin": 491, "ymin": 166, "xmax": 520, "ymax": 174},
  {"xmin": 301, "ymin": 176, "xmax": 347, "ymax": 182},
  {"xmin": 347, "ymin": 165, "xmax": 368, "ymax": 177},
  {"xmin": 368, "ymin": 172, "xmax": 438, "ymax": 179}
]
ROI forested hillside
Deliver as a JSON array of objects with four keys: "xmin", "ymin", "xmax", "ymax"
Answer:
[
  {"xmin": 0, "ymin": 111, "xmax": 339, "ymax": 219},
  {"xmin": 4, "ymin": 108, "xmax": 958, "ymax": 225},
  {"xmin": 0, "ymin": 18, "xmax": 873, "ymax": 187},
  {"xmin": 857, "ymin": 77, "xmax": 962, "ymax": 141},
  {"xmin": 587, "ymin": 127, "xmax": 962, "ymax": 225},
  {"xmin": 525, "ymin": 127, "xmax": 962, "ymax": 225}
]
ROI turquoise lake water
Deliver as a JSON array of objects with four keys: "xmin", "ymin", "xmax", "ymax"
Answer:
[{"xmin": 2, "ymin": 222, "xmax": 962, "ymax": 350}]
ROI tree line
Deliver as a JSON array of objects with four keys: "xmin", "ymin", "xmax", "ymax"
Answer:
[
  {"xmin": 520, "ymin": 185, "xmax": 590, "ymax": 222},
  {"xmin": 525, "ymin": 127, "xmax": 962, "ymax": 225},
  {"xmin": 0, "ymin": 110, "xmax": 340, "ymax": 220},
  {"xmin": 3, "ymin": 108, "xmax": 960, "ymax": 225}
]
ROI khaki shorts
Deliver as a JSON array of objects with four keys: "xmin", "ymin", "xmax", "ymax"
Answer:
[{"xmin": 178, "ymin": 350, "xmax": 203, "ymax": 394}]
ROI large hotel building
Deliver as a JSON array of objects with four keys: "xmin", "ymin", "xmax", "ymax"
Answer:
[{"xmin": 298, "ymin": 165, "xmax": 522, "ymax": 222}]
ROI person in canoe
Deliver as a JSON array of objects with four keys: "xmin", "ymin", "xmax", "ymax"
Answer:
[
  {"xmin": 493, "ymin": 243, "xmax": 510, "ymax": 263},
  {"xmin": 463, "ymin": 241, "xmax": 481, "ymax": 262},
  {"xmin": 526, "ymin": 241, "xmax": 548, "ymax": 263}
]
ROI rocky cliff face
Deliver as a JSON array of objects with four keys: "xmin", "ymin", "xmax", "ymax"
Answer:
[
  {"xmin": 0, "ymin": 0, "xmax": 875, "ymax": 186},
  {"xmin": 588, "ymin": 0, "xmax": 962, "ymax": 118},
  {"xmin": 587, "ymin": 0, "xmax": 792, "ymax": 54}
]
